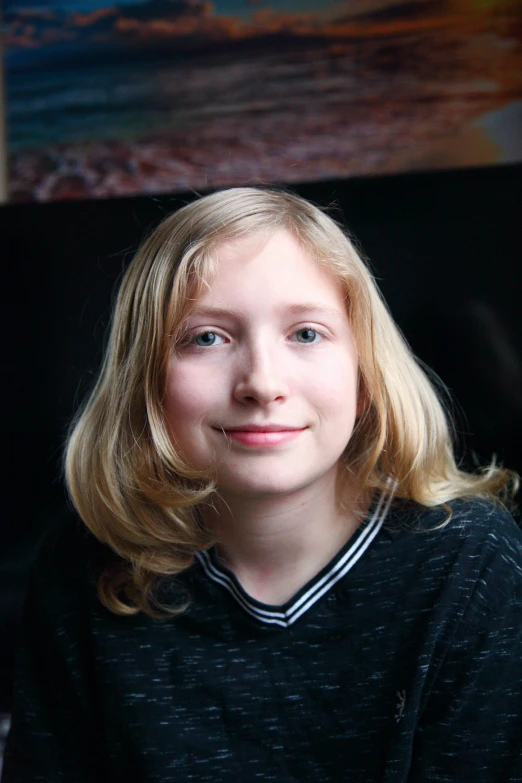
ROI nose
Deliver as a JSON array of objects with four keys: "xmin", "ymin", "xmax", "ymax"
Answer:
[{"xmin": 233, "ymin": 340, "xmax": 289, "ymax": 406}]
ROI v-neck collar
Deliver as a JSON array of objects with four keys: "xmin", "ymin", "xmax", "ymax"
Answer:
[{"xmin": 195, "ymin": 485, "xmax": 395, "ymax": 628}]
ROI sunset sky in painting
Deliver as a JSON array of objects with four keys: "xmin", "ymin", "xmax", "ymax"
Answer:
[
  {"xmin": 6, "ymin": 0, "xmax": 512, "ymax": 68},
  {"xmin": 5, "ymin": 0, "xmax": 423, "ymax": 16}
]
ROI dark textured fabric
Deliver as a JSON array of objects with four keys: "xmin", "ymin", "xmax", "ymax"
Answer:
[{"xmin": 3, "ymin": 497, "xmax": 522, "ymax": 782}]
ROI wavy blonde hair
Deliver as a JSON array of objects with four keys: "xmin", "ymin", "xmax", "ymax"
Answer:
[{"xmin": 65, "ymin": 186, "xmax": 518, "ymax": 618}]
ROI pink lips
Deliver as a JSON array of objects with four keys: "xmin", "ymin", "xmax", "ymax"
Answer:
[{"xmin": 217, "ymin": 425, "xmax": 307, "ymax": 447}]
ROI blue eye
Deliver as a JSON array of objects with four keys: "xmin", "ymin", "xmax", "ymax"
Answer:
[
  {"xmin": 296, "ymin": 328, "xmax": 320, "ymax": 343},
  {"xmin": 194, "ymin": 331, "xmax": 223, "ymax": 347}
]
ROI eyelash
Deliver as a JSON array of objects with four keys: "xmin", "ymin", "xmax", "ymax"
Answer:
[{"xmin": 184, "ymin": 326, "xmax": 328, "ymax": 349}]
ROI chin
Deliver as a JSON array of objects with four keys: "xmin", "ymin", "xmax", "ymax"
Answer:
[
  {"xmin": 218, "ymin": 480, "xmax": 297, "ymax": 498},
  {"xmin": 216, "ymin": 467, "xmax": 327, "ymax": 499}
]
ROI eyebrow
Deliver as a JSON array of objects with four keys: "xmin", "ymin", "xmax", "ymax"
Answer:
[
  {"xmin": 188, "ymin": 303, "xmax": 346, "ymax": 320},
  {"xmin": 287, "ymin": 303, "xmax": 346, "ymax": 319}
]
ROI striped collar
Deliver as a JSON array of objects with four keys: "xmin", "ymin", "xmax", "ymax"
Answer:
[{"xmin": 195, "ymin": 486, "xmax": 395, "ymax": 628}]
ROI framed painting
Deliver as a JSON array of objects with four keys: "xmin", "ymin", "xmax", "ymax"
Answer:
[{"xmin": 4, "ymin": 0, "xmax": 522, "ymax": 202}]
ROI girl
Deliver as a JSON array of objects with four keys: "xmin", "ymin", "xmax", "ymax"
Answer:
[{"xmin": 3, "ymin": 186, "xmax": 522, "ymax": 782}]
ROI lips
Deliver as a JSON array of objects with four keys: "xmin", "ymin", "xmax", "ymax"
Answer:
[
  {"xmin": 214, "ymin": 425, "xmax": 307, "ymax": 447},
  {"xmin": 221, "ymin": 424, "xmax": 303, "ymax": 432}
]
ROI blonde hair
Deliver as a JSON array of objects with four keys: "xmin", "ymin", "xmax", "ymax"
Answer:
[{"xmin": 64, "ymin": 186, "xmax": 518, "ymax": 618}]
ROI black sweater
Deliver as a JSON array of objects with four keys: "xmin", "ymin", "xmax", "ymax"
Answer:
[{"xmin": 3, "ymin": 494, "xmax": 522, "ymax": 782}]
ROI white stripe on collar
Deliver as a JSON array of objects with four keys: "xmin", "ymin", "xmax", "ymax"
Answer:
[{"xmin": 195, "ymin": 485, "xmax": 395, "ymax": 628}]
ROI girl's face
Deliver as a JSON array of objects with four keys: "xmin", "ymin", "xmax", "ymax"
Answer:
[{"xmin": 165, "ymin": 228, "xmax": 361, "ymax": 500}]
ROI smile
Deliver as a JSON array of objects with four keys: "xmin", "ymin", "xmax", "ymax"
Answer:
[{"xmin": 216, "ymin": 428, "xmax": 307, "ymax": 447}]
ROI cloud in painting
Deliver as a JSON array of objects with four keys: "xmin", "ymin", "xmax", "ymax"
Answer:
[
  {"xmin": 342, "ymin": 0, "xmax": 451, "ymax": 24},
  {"xmin": 113, "ymin": 0, "xmax": 244, "ymax": 42},
  {"xmin": 4, "ymin": 0, "xmax": 506, "ymax": 64},
  {"xmin": 118, "ymin": 0, "xmax": 213, "ymax": 22},
  {"xmin": 5, "ymin": 0, "xmax": 319, "ymax": 55},
  {"xmin": 5, "ymin": 1, "xmax": 230, "ymax": 51}
]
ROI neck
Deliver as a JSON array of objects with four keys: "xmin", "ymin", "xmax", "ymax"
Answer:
[{"xmin": 201, "ymin": 470, "xmax": 371, "ymax": 605}]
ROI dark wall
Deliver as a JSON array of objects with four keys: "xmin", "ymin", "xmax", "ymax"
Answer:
[{"xmin": 1, "ymin": 161, "xmax": 521, "ymax": 710}]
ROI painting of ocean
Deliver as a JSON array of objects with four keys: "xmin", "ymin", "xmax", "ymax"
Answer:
[{"xmin": 4, "ymin": 0, "xmax": 522, "ymax": 202}]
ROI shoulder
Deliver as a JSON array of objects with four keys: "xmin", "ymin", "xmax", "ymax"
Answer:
[
  {"xmin": 383, "ymin": 496, "xmax": 522, "ymax": 611},
  {"xmin": 386, "ymin": 495, "xmax": 522, "ymax": 553},
  {"xmin": 446, "ymin": 497, "xmax": 522, "ymax": 566}
]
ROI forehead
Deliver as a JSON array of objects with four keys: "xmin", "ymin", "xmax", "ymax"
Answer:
[{"xmin": 196, "ymin": 228, "xmax": 346, "ymax": 310}]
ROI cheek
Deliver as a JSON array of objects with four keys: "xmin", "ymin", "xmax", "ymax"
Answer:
[
  {"xmin": 164, "ymin": 366, "xmax": 215, "ymax": 428},
  {"xmin": 308, "ymin": 358, "xmax": 359, "ymax": 414}
]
